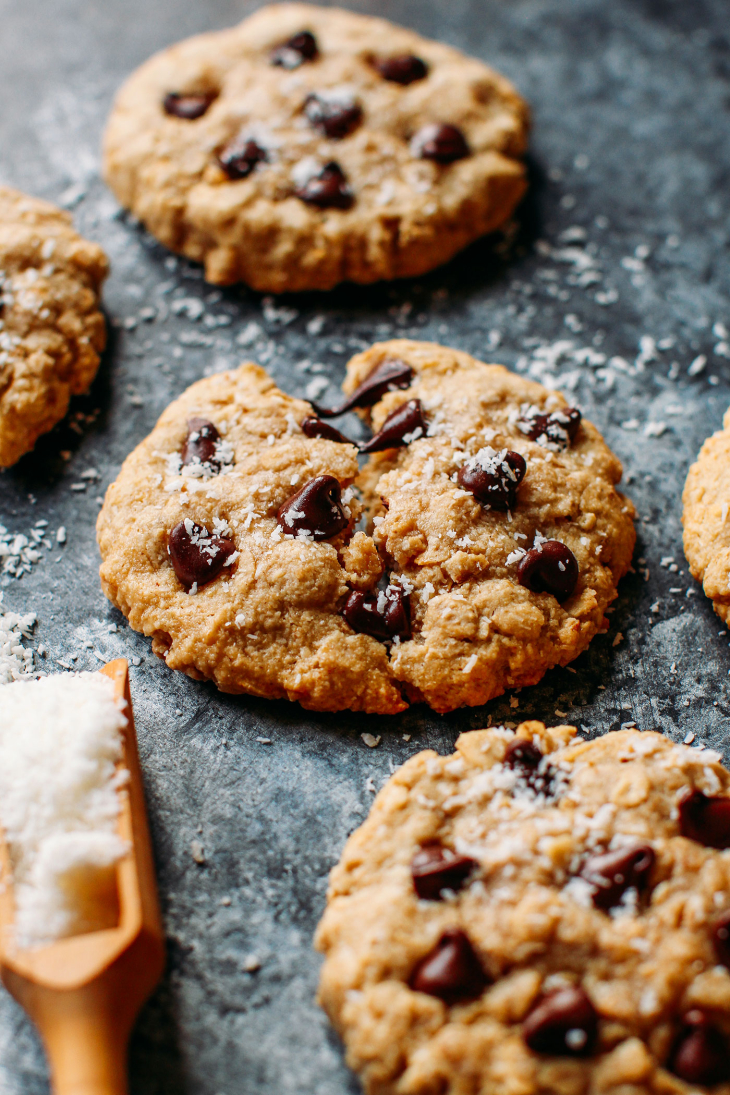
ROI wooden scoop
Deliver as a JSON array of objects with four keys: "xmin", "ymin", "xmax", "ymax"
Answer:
[{"xmin": 0, "ymin": 658, "xmax": 164, "ymax": 1095}]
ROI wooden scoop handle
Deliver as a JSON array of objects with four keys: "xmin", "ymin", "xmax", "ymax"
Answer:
[{"xmin": 4, "ymin": 971, "xmax": 130, "ymax": 1095}]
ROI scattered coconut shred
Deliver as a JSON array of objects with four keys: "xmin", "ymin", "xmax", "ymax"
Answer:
[{"xmin": 0, "ymin": 672, "xmax": 129, "ymax": 949}]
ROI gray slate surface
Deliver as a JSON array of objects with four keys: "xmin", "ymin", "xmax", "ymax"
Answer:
[{"xmin": 1, "ymin": 0, "xmax": 729, "ymax": 1091}]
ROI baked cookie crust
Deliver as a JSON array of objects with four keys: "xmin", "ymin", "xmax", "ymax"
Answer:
[
  {"xmin": 0, "ymin": 186, "xmax": 108, "ymax": 468},
  {"xmin": 683, "ymin": 408, "xmax": 730, "ymax": 626},
  {"xmin": 347, "ymin": 340, "xmax": 636, "ymax": 713},
  {"xmin": 102, "ymin": 3, "xmax": 529, "ymax": 292},
  {"xmin": 96, "ymin": 363, "xmax": 404, "ymax": 713},
  {"xmin": 316, "ymin": 722, "xmax": 730, "ymax": 1095}
]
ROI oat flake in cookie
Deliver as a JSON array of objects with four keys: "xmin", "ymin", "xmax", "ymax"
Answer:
[
  {"xmin": 683, "ymin": 406, "xmax": 730, "ymax": 628},
  {"xmin": 316, "ymin": 723, "xmax": 730, "ymax": 1095},
  {"xmin": 0, "ymin": 187, "xmax": 108, "ymax": 467},
  {"xmin": 102, "ymin": 3, "xmax": 528, "ymax": 292},
  {"xmin": 341, "ymin": 340, "xmax": 636, "ymax": 714},
  {"xmin": 96, "ymin": 363, "xmax": 404, "ymax": 714}
]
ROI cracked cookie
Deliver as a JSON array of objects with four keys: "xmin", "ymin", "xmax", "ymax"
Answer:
[
  {"xmin": 316, "ymin": 722, "xmax": 730, "ymax": 1095},
  {"xmin": 96, "ymin": 363, "xmax": 404, "ymax": 713},
  {"xmin": 102, "ymin": 3, "xmax": 529, "ymax": 292},
  {"xmin": 0, "ymin": 186, "xmax": 108, "ymax": 467},
  {"xmin": 683, "ymin": 408, "xmax": 730, "ymax": 627},
  {"xmin": 329, "ymin": 339, "xmax": 636, "ymax": 713}
]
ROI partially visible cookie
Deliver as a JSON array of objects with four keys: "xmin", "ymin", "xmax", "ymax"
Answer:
[
  {"xmin": 102, "ymin": 3, "xmax": 528, "ymax": 292},
  {"xmin": 332, "ymin": 340, "xmax": 636, "ymax": 713},
  {"xmin": 96, "ymin": 363, "xmax": 404, "ymax": 714},
  {"xmin": 316, "ymin": 722, "xmax": 730, "ymax": 1095},
  {"xmin": 683, "ymin": 408, "xmax": 730, "ymax": 626},
  {"xmin": 0, "ymin": 187, "xmax": 108, "ymax": 467}
]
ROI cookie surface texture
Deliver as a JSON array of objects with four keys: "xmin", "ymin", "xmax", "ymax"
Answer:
[
  {"xmin": 0, "ymin": 186, "xmax": 108, "ymax": 467},
  {"xmin": 96, "ymin": 363, "xmax": 404, "ymax": 713},
  {"xmin": 102, "ymin": 3, "xmax": 529, "ymax": 292},
  {"xmin": 316, "ymin": 722, "xmax": 730, "ymax": 1095},
  {"xmin": 348, "ymin": 340, "xmax": 636, "ymax": 713},
  {"xmin": 683, "ymin": 407, "xmax": 730, "ymax": 626}
]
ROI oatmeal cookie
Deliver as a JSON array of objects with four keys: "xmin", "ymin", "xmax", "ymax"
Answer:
[
  {"xmin": 682, "ymin": 409, "xmax": 730, "ymax": 626},
  {"xmin": 96, "ymin": 363, "xmax": 404, "ymax": 713},
  {"xmin": 316, "ymin": 722, "xmax": 730, "ymax": 1095},
  {"xmin": 102, "ymin": 3, "xmax": 528, "ymax": 292},
  {"xmin": 0, "ymin": 186, "xmax": 108, "ymax": 467},
  {"xmin": 327, "ymin": 339, "xmax": 636, "ymax": 713}
]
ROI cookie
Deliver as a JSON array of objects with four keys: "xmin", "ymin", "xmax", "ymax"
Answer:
[
  {"xmin": 316, "ymin": 721, "xmax": 730, "ymax": 1095},
  {"xmin": 0, "ymin": 187, "xmax": 108, "ymax": 467},
  {"xmin": 102, "ymin": 3, "xmax": 529, "ymax": 292},
  {"xmin": 683, "ymin": 408, "xmax": 730, "ymax": 626},
  {"xmin": 327, "ymin": 339, "xmax": 636, "ymax": 713},
  {"xmin": 96, "ymin": 363, "xmax": 405, "ymax": 713}
]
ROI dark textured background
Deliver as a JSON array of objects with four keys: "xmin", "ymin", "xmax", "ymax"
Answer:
[{"xmin": 1, "ymin": 1, "xmax": 729, "ymax": 1091}]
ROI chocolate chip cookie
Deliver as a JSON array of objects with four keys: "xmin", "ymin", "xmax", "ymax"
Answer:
[
  {"xmin": 322, "ymin": 339, "xmax": 636, "ymax": 713},
  {"xmin": 0, "ymin": 186, "xmax": 108, "ymax": 467},
  {"xmin": 96, "ymin": 363, "xmax": 404, "ymax": 713},
  {"xmin": 683, "ymin": 408, "xmax": 730, "ymax": 627},
  {"xmin": 316, "ymin": 722, "xmax": 730, "ymax": 1095},
  {"xmin": 102, "ymin": 3, "xmax": 529, "ymax": 292}
]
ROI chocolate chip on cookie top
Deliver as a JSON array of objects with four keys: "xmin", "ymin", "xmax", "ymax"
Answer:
[
  {"xmin": 293, "ymin": 160, "xmax": 353, "ymax": 209},
  {"xmin": 163, "ymin": 91, "xmax": 216, "ymax": 119},
  {"xmin": 303, "ymin": 90, "xmax": 362, "ymax": 139},
  {"xmin": 373, "ymin": 53, "xmax": 428, "ymax": 85},
  {"xmin": 411, "ymin": 122, "xmax": 470, "ymax": 163},
  {"xmin": 102, "ymin": 4, "xmax": 528, "ymax": 291},
  {"xmin": 270, "ymin": 28, "xmax": 318, "ymax": 68},
  {"xmin": 517, "ymin": 404, "xmax": 582, "ymax": 449},
  {"xmin": 359, "ymin": 399, "xmax": 425, "ymax": 453},
  {"xmin": 516, "ymin": 539, "xmax": 580, "ymax": 602},
  {"xmin": 316, "ymin": 724, "xmax": 730, "ymax": 1095},
  {"xmin": 276, "ymin": 475, "xmax": 350, "ymax": 541},
  {"xmin": 168, "ymin": 519, "xmax": 237, "ymax": 590},
  {"xmin": 456, "ymin": 447, "xmax": 526, "ymax": 510},
  {"xmin": 315, "ymin": 357, "xmax": 413, "ymax": 417},
  {"xmin": 342, "ymin": 585, "xmax": 411, "ymax": 641},
  {"xmin": 217, "ymin": 136, "xmax": 268, "ymax": 180}
]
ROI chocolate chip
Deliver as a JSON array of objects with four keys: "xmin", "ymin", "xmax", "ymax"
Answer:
[
  {"xmin": 270, "ymin": 30, "xmax": 318, "ymax": 68},
  {"xmin": 518, "ymin": 406, "xmax": 582, "ymax": 449},
  {"xmin": 523, "ymin": 987, "xmax": 598, "ymax": 1057},
  {"xmin": 713, "ymin": 911, "xmax": 730, "ymax": 967},
  {"xmin": 669, "ymin": 1010, "xmax": 730, "ymax": 1086},
  {"xmin": 314, "ymin": 358, "xmax": 413, "ymax": 417},
  {"xmin": 304, "ymin": 92, "xmax": 362, "ymax": 139},
  {"xmin": 168, "ymin": 520, "xmax": 236, "ymax": 590},
  {"xmin": 409, "ymin": 928, "xmax": 488, "ymax": 1004},
  {"xmin": 181, "ymin": 417, "xmax": 222, "ymax": 472},
  {"xmin": 579, "ymin": 844, "xmax": 655, "ymax": 911},
  {"xmin": 218, "ymin": 137, "xmax": 267, "ymax": 180},
  {"xmin": 411, "ymin": 845, "xmax": 478, "ymax": 900},
  {"xmin": 678, "ymin": 788, "xmax": 730, "ymax": 849},
  {"xmin": 276, "ymin": 475, "xmax": 349, "ymax": 541},
  {"xmin": 504, "ymin": 738, "xmax": 554, "ymax": 795},
  {"xmin": 412, "ymin": 123, "xmax": 470, "ymax": 163},
  {"xmin": 295, "ymin": 161, "xmax": 353, "ymax": 209},
  {"xmin": 516, "ymin": 541, "xmax": 579, "ymax": 602},
  {"xmin": 359, "ymin": 400, "xmax": 425, "ymax": 453},
  {"xmin": 301, "ymin": 417, "xmax": 352, "ymax": 444},
  {"xmin": 163, "ymin": 91, "xmax": 215, "ymax": 119},
  {"xmin": 504, "ymin": 738, "xmax": 543, "ymax": 771},
  {"xmin": 342, "ymin": 586, "xmax": 411, "ymax": 641},
  {"xmin": 374, "ymin": 54, "xmax": 428, "ymax": 85},
  {"xmin": 457, "ymin": 449, "xmax": 526, "ymax": 511}
]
